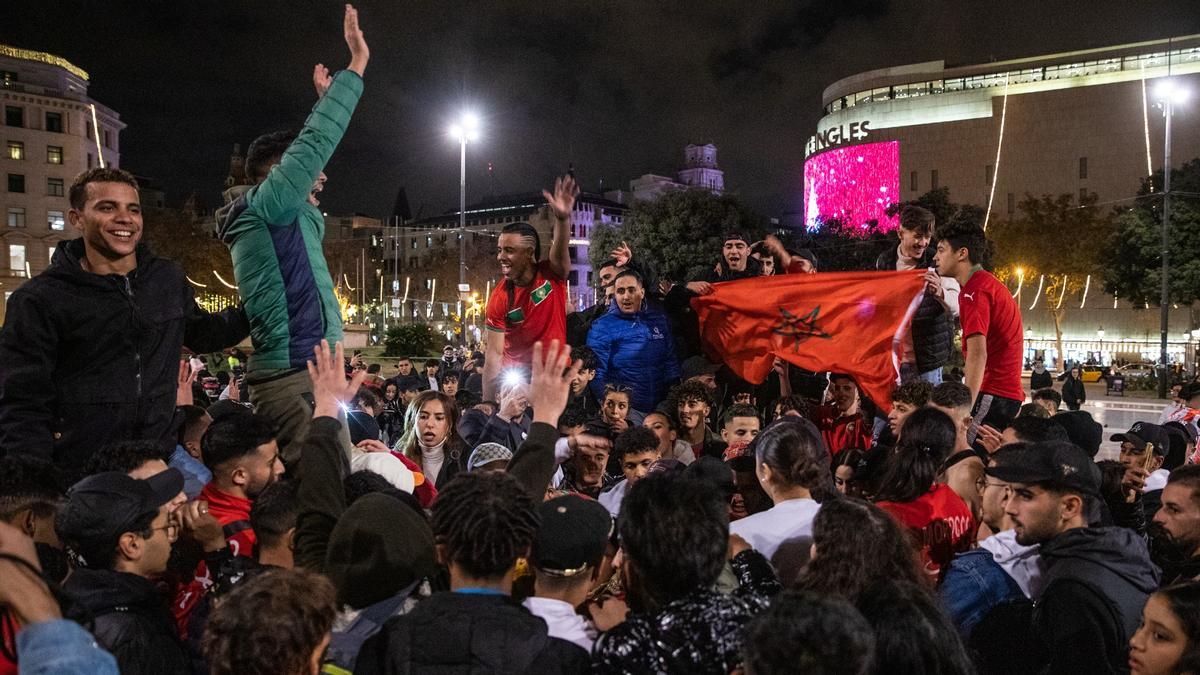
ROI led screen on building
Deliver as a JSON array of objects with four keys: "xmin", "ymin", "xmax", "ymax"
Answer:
[{"xmin": 803, "ymin": 140, "xmax": 900, "ymax": 233}]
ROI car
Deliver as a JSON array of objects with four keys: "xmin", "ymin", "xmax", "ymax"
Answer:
[
  {"xmin": 1115, "ymin": 363, "xmax": 1156, "ymax": 379},
  {"xmin": 1079, "ymin": 366, "xmax": 1105, "ymax": 383}
]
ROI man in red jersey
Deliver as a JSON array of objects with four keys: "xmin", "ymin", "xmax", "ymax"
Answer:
[
  {"xmin": 933, "ymin": 211, "xmax": 1024, "ymax": 452},
  {"xmin": 482, "ymin": 175, "xmax": 576, "ymax": 401}
]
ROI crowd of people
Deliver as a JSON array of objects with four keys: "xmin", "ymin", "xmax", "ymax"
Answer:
[{"xmin": 4, "ymin": 5, "xmax": 1200, "ymax": 675}]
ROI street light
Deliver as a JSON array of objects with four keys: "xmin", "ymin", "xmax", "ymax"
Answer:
[
  {"xmin": 449, "ymin": 112, "xmax": 480, "ymax": 342},
  {"xmin": 1154, "ymin": 78, "xmax": 1188, "ymax": 397},
  {"xmin": 1097, "ymin": 326, "xmax": 1105, "ymax": 365}
]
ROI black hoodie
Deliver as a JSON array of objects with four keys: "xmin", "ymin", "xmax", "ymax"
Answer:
[
  {"xmin": 64, "ymin": 567, "xmax": 189, "ymax": 675},
  {"xmin": 0, "ymin": 239, "xmax": 248, "ymax": 481},
  {"xmin": 1034, "ymin": 526, "xmax": 1160, "ymax": 675}
]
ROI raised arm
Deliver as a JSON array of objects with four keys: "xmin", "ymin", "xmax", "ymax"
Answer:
[
  {"xmin": 508, "ymin": 340, "xmax": 579, "ymax": 499},
  {"xmin": 541, "ymin": 175, "xmax": 577, "ymax": 281},
  {"xmin": 243, "ymin": 4, "xmax": 369, "ymax": 226}
]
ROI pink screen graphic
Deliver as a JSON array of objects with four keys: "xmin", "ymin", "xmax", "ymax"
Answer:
[{"xmin": 803, "ymin": 141, "xmax": 899, "ymax": 233}]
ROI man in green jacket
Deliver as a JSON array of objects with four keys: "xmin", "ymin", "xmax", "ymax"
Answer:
[{"xmin": 215, "ymin": 4, "xmax": 368, "ymax": 461}]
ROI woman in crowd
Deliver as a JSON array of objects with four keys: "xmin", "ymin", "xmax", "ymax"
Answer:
[
  {"xmin": 729, "ymin": 419, "xmax": 827, "ymax": 585},
  {"xmin": 643, "ymin": 411, "xmax": 695, "ymax": 464},
  {"xmin": 393, "ymin": 391, "xmax": 467, "ymax": 489},
  {"xmin": 1062, "ymin": 365, "xmax": 1087, "ymax": 411},
  {"xmin": 873, "ymin": 407, "xmax": 974, "ymax": 580},
  {"xmin": 377, "ymin": 382, "xmax": 406, "ymax": 443},
  {"xmin": 1129, "ymin": 582, "xmax": 1200, "ymax": 675}
]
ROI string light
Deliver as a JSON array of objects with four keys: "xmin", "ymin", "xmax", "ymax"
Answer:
[
  {"xmin": 89, "ymin": 105, "xmax": 105, "ymax": 169},
  {"xmin": 1054, "ymin": 274, "xmax": 1069, "ymax": 310},
  {"xmin": 401, "ymin": 276, "xmax": 410, "ymax": 304},
  {"xmin": 186, "ymin": 275, "xmax": 207, "ymax": 288},
  {"xmin": 1011, "ymin": 266, "xmax": 1024, "ymax": 298},
  {"xmin": 1142, "ymin": 62, "xmax": 1155, "ymax": 187},
  {"xmin": 1029, "ymin": 274, "xmax": 1045, "ymax": 310},
  {"xmin": 1079, "ymin": 274, "xmax": 1091, "ymax": 308},
  {"xmin": 343, "ymin": 274, "xmax": 356, "ymax": 291},
  {"xmin": 983, "ymin": 74, "xmax": 1010, "ymax": 231},
  {"xmin": 213, "ymin": 271, "xmax": 238, "ymax": 290}
]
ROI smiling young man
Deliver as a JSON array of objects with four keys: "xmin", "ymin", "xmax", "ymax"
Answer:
[
  {"xmin": 933, "ymin": 211, "xmax": 1023, "ymax": 450},
  {"xmin": 482, "ymin": 176, "xmax": 577, "ymax": 401},
  {"xmin": 987, "ymin": 441, "xmax": 1159, "ymax": 674},
  {"xmin": 0, "ymin": 168, "xmax": 249, "ymax": 482},
  {"xmin": 215, "ymin": 4, "xmax": 368, "ymax": 463}
]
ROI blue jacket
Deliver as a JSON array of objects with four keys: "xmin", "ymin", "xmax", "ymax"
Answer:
[
  {"xmin": 587, "ymin": 300, "xmax": 680, "ymax": 413},
  {"xmin": 940, "ymin": 548, "xmax": 1025, "ymax": 638}
]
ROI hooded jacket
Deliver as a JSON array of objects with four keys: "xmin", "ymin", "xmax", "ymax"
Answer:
[
  {"xmin": 0, "ymin": 238, "xmax": 248, "ymax": 479},
  {"xmin": 214, "ymin": 69, "xmax": 362, "ymax": 373},
  {"xmin": 587, "ymin": 299, "xmax": 680, "ymax": 412},
  {"xmin": 1034, "ymin": 526, "xmax": 1160, "ymax": 675},
  {"xmin": 64, "ymin": 567, "xmax": 189, "ymax": 675},
  {"xmin": 876, "ymin": 244, "xmax": 955, "ymax": 373}
]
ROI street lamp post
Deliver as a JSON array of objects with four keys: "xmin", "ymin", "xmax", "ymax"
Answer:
[
  {"xmin": 1097, "ymin": 326, "xmax": 1105, "ymax": 365},
  {"xmin": 1155, "ymin": 79, "xmax": 1188, "ymax": 398},
  {"xmin": 449, "ymin": 113, "xmax": 480, "ymax": 344}
]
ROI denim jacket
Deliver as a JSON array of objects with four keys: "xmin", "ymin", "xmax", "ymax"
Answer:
[{"xmin": 940, "ymin": 548, "xmax": 1025, "ymax": 637}]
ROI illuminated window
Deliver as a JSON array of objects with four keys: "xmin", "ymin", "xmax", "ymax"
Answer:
[
  {"xmin": 47, "ymin": 145, "xmax": 62, "ymax": 164},
  {"xmin": 48, "ymin": 245, "xmax": 56, "ymax": 261},
  {"xmin": 9, "ymin": 244, "xmax": 25, "ymax": 274},
  {"xmin": 7, "ymin": 141, "xmax": 22, "ymax": 160},
  {"xmin": 47, "ymin": 210, "xmax": 64, "ymax": 230}
]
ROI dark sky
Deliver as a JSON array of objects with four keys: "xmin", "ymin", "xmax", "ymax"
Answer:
[{"xmin": 7, "ymin": 1, "xmax": 1200, "ymax": 220}]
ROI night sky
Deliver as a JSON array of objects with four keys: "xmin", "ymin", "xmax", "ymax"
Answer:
[{"xmin": 7, "ymin": 1, "xmax": 1200, "ymax": 220}]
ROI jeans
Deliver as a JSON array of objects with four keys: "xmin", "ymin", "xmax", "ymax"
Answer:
[
  {"xmin": 900, "ymin": 362, "xmax": 944, "ymax": 385},
  {"xmin": 940, "ymin": 549, "xmax": 1025, "ymax": 637}
]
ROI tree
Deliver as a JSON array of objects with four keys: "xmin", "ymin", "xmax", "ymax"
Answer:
[
  {"xmin": 1099, "ymin": 158, "xmax": 1200, "ymax": 308},
  {"xmin": 990, "ymin": 192, "xmax": 1110, "ymax": 368},
  {"xmin": 588, "ymin": 189, "xmax": 766, "ymax": 282},
  {"xmin": 383, "ymin": 323, "xmax": 437, "ymax": 357},
  {"xmin": 142, "ymin": 207, "xmax": 235, "ymax": 284}
]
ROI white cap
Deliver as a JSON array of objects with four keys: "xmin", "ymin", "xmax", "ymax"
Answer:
[{"xmin": 349, "ymin": 451, "xmax": 416, "ymax": 494}]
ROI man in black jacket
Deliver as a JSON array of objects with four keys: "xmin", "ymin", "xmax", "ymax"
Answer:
[
  {"xmin": 988, "ymin": 441, "xmax": 1160, "ymax": 674},
  {"xmin": 875, "ymin": 205, "xmax": 958, "ymax": 384},
  {"xmin": 0, "ymin": 168, "xmax": 248, "ymax": 482},
  {"xmin": 1151, "ymin": 464, "xmax": 1200, "ymax": 586},
  {"xmin": 57, "ymin": 469, "xmax": 191, "ymax": 675}
]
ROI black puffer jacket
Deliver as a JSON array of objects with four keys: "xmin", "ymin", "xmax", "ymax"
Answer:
[
  {"xmin": 64, "ymin": 567, "xmax": 190, "ymax": 675},
  {"xmin": 0, "ymin": 239, "xmax": 248, "ymax": 481},
  {"xmin": 354, "ymin": 592, "xmax": 588, "ymax": 674},
  {"xmin": 875, "ymin": 244, "xmax": 954, "ymax": 373},
  {"xmin": 1034, "ymin": 527, "xmax": 1160, "ymax": 675}
]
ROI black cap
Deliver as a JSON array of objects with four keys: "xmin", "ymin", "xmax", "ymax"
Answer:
[
  {"xmin": 1110, "ymin": 421, "xmax": 1169, "ymax": 456},
  {"xmin": 1180, "ymin": 383, "xmax": 1200, "ymax": 404},
  {"xmin": 58, "ymin": 470, "xmax": 184, "ymax": 553},
  {"xmin": 530, "ymin": 495, "xmax": 613, "ymax": 577},
  {"xmin": 792, "ymin": 248, "xmax": 819, "ymax": 270},
  {"xmin": 681, "ymin": 355, "xmax": 721, "ymax": 380},
  {"xmin": 1052, "ymin": 411, "xmax": 1103, "ymax": 458},
  {"xmin": 1164, "ymin": 421, "xmax": 1197, "ymax": 471},
  {"xmin": 985, "ymin": 441, "xmax": 1100, "ymax": 495}
]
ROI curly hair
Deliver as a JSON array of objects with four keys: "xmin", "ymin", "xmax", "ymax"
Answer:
[
  {"xmin": 670, "ymin": 379, "xmax": 713, "ymax": 408},
  {"xmin": 930, "ymin": 381, "xmax": 972, "ymax": 411},
  {"xmin": 613, "ymin": 427, "xmax": 660, "ymax": 462},
  {"xmin": 742, "ymin": 590, "xmax": 875, "ymax": 675},
  {"xmin": 795, "ymin": 497, "xmax": 924, "ymax": 602},
  {"xmin": 431, "ymin": 472, "xmax": 538, "ymax": 580},
  {"xmin": 934, "ymin": 208, "xmax": 991, "ymax": 266},
  {"xmin": 68, "ymin": 166, "xmax": 139, "ymax": 210},
  {"xmin": 203, "ymin": 567, "xmax": 337, "ymax": 675},
  {"xmin": 245, "ymin": 130, "xmax": 297, "ymax": 182},
  {"xmin": 891, "ymin": 379, "xmax": 933, "ymax": 408},
  {"xmin": 0, "ymin": 455, "xmax": 64, "ymax": 522},
  {"xmin": 773, "ymin": 394, "xmax": 810, "ymax": 421},
  {"xmin": 84, "ymin": 440, "xmax": 168, "ymax": 476}
]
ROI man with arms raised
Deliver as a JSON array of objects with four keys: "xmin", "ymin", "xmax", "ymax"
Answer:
[
  {"xmin": 482, "ymin": 176, "xmax": 576, "ymax": 400},
  {"xmin": 215, "ymin": 4, "xmax": 368, "ymax": 461}
]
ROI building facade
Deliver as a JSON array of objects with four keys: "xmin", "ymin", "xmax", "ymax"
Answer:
[
  {"xmin": 1, "ymin": 44, "xmax": 124, "ymax": 321},
  {"xmin": 605, "ymin": 143, "xmax": 726, "ymax": 203},
  {"xmin": 804, "ymin": 35, "xmax": 1200, "ymax": 368}
]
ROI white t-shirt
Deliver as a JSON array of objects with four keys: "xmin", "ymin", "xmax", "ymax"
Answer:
[
  {"xmin": 523, "ymin": 597, "xmax": 597, "ymax": 653},
  {"xmin": 598, "ymin": 479, "xmax": 628, "ymax": 517},
  {"xmin": 729, "ymin": 498, "xmax": 820, "ymax": 586}
]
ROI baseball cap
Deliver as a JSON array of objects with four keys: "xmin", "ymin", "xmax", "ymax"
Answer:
[
  {"xmin": 985, "ymin": 441, "xmax": 1100, "ymax": 495},
  {"xmin": 1164, "ymin": 421, "xmax": 1198, "ymax": 471},
  {"xmin": 792, "ymin": 248, "xmax": 819, "ymax": 270},
  {"xmin": 681, "ymin": 355, "xmax": 721, "ymax": 380},
  {"xmin": 1110, "ymin": 421, "xmax": 1169, "ymax": 457},
  {"xmin": 467, "ymin": 443, "xmax": 513, "ymax": 472},
  {"xmin": 529, "ymin": 494, "xmax": 613, "ymax": 577},
  {"xmin": 58, "ymin": 469, "xmax": 185, "ymax": 561}
]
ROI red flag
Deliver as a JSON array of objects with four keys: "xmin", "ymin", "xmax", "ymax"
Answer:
[{"xmin": 691, "ymin": 270, "xmax": 926, "ymax": 411}]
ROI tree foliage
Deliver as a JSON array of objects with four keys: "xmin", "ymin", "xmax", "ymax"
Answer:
[
  {"xmin": 142, "ymin": 207, "xmax": 234, "ymax": 284},
  {"xmin": 588, "ymin": 189, "xmax": 766, "ymax": 281},
  {"xmin": 383, "ymin": 323, "xmax": 437, "ymax": 357},
  {"xmin": 1099, "ymin": 158, "xmax": 1200, "ymax": 307}
]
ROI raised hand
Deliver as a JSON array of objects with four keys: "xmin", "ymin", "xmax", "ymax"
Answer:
[
  {"xmin": 343, "ymin": 4, "xmax": 369, "ymax": 76},
  {"xmin": 176, "ymin": 360, "xmax": 197, "ymax": 406},
  {"xmin": 528, "ymin": 340, "xmax": 581, "ymax": 426},
  {"xmin": 611, "ymin": 241, "xmax": 632, "ymax": 268},
  {"xmin": 313, "ymin": 63, "xmax": 332, "ymax": 98},
  {"xmin": 542, "ymin": 175, "xmax": 579, "ymax": 222},
  {"xmin": 306, "ymin": 340, "xmax": 367, "ymax": 420}
]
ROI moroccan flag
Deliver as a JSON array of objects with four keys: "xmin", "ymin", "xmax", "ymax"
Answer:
[{"xmin": 691, "ymin": 270, "xmax": 926, "ymax": 411}]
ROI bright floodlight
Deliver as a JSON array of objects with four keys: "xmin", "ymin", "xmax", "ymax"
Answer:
[
  {"xmin": 1155, "ymin": 79, "xmax": 1190, "ymax": 105},
  {"xmin": 450, "ymin": 112, "xmax": 481, "ymax": 142}
]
